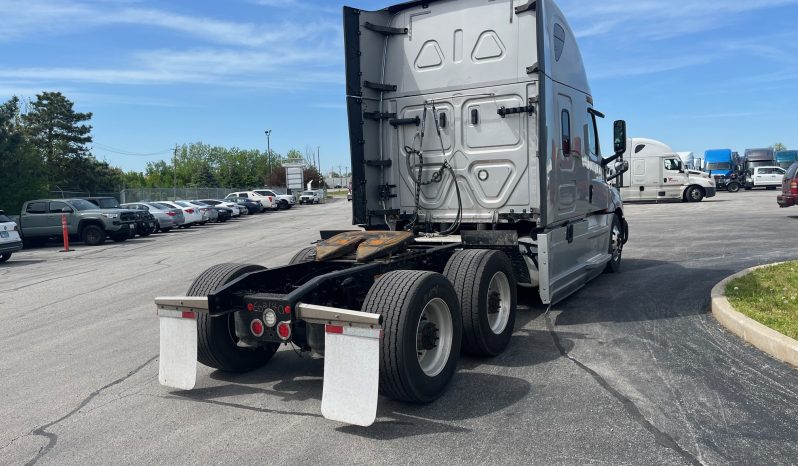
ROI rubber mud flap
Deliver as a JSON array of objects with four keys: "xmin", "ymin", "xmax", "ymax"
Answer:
[
  {"xmin": 321, "ymin": 325, "xmax": 381, "ymax": 426},
  {"xmin": 158, "ymin": 309, "xmax": 198, "ymax": 390}
]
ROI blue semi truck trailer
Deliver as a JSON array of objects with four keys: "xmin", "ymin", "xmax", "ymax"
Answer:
[{"xmin": 776, "ymin": 150, "xmax": 798, "ymax": 169}]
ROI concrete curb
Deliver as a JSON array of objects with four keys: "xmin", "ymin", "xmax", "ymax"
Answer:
[{"xmin": 711, "ymin": 262, "xmax": 798, "ymax": 368}]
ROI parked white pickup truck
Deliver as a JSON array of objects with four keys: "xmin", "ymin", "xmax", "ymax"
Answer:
[
  {"xmin": 252, "ymin": 189, "xmax": 295, "ymax": 210},
  {"xmin": 225, "ymin": 191, "xmax": 275, "ymax": 211},
  {"xmin": 745, "ymin": 166, "xmax": 785, "ymax": 190}
]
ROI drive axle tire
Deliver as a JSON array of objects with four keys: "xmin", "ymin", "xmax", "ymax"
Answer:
[
  {"xmin": 686, "ymin": 186, "xmax": 704, "ymax": 202},
  {"xmin": 81, "ymin": 225, "xmax": 106, "ymax": 246},
  {"xmin": 363, "ymin": 270, "xmax": 462, "ymax": 403},
  {"xmin": 0, "ymin": 253, "xmax": 10, "ymax": 263},
  {"xmin": 604, "ymin": 214, "xmax": 624, "ymax": 274},
  {"xmin": 288, "ymin": 246, "xmax": 316, "ymax": 264},
  {"xmin": 444, "ymin": 250, "xmax": 517, "ymax": 357},
  {"xmin": 188, "ymin": 263, "xmax": 278, "ymax": 372},
  {"xmin": 727, "ymin": 182, "xmax": 741, "ymax": 193}
]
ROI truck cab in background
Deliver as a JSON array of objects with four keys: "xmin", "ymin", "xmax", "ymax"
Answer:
[
  {"xmin": 616, "ymin": 138, "xmax": 716, "ymax": 202},
  {"xmin": 704, "ymin": 148, "xmax": 742, "ymax": 192},
  {"xmin": 775, "ymin": 150, "xmax": 797, "ymax": 170},
  {"xmin": 741, "ymin": 148, "xmax": 776, "ymax": 189}
]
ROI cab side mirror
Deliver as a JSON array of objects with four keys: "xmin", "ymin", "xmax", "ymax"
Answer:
[{"xmin": 613, "ymin": 120, "xmax": 626, "ymax": 156}]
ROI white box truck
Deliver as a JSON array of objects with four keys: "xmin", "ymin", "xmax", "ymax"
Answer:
[
  {"xmin": 155, "ymin": 0, "xmax": 631, "ymax": 427},
  {"xmin": 617, "ymin": 138, "xmax": 716, "ymax": 202}
]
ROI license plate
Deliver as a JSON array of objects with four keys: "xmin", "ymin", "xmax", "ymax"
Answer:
[{"xmin": 0, "ymin": 231, "xmax": 8, "ymax": 238}]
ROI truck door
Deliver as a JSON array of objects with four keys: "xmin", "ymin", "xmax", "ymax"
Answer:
[
  {"xmin": 550, "ymin": 93, "xmax": 580, "ymax": 222},
  {"xmin": 662, "ymin": 157, "xmax": 684, "ymax": 199},
  {"xmin": 47, "ymin": 201, "xmax": 75, "ymax": 235},
  {"xmin": 21, "ymin": 201, "xmax": 48, "ymax": 237},
  {"xmin": 753, "ymin": 168, "xmax": 767, "ymax": 187}
]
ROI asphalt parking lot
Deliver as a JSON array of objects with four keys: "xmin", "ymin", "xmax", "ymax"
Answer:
[{"xmin": 2, "ymin": 192, "xmax": 797, "ymax": 465}]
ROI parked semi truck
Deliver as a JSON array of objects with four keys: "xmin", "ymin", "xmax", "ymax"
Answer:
[
  {"xmin": 704, "ymin": 148, "xmax": 742, "ymax": 192},
  {"xmin": 776, "ymin": 150, "xmax": 797, "ymax": 170},
  {"xmin": 615, "ymin": 138, "xmax": 715, "ymax": 202},
  {"xmin": 741, "ymin": 148, "xmax": 775, "ymax": 190},
  {"xmin": 156, "ymin": 0, "xmax": 630, "ymax": 426}
]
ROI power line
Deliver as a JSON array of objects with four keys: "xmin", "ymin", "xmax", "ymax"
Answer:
[{"xmin": 92, "ymin": 142, "xmax": 173, "ymax": 157}]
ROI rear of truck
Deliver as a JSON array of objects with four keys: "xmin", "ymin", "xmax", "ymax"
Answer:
[{"xmin": 156, "ymin": 0, "xmax": 626, "ymax": 428}]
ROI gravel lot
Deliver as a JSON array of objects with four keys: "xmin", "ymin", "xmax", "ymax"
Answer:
[{"xmin": 2, "ymin": 192, "xmax": 797, "ymax": 465}]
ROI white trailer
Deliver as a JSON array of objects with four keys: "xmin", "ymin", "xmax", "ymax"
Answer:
[
  {"xmin": 156, "ymin": 0, "xmax": 630, "ymax": 427},
  {"xmin": 617, "ymin": 138, "xmax": 716, "ymax": 202}
]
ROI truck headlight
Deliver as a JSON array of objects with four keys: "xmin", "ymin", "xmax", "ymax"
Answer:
[{"xmin": 102, "ymin": 213, "xmax": 119, "ymax": 219}]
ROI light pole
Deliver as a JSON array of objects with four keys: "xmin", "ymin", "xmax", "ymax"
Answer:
[{"xmin": 265, "ymin": 130, "xmax": 272, "ymax": 182}]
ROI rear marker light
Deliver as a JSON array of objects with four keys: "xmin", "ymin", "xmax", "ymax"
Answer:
[
  {"xmin": 246, "ymin": 303, "xmax": 255, "ymax": 312},
  {"xmin": 284, "ymin": 305, "xmax": 291, "ymax": 315},
  {"xmin": 277, "ymin": 322, "xmax": 291, "ymax": 340},
  {"xmin": 181, "ymin": 311, "xmax": 196, "ymax": 319},
  {"xmin": 250, "ymin": 319, "xmax": 264, "ymax": 337},
  {"xmin": 326, "ymin": 325, "xmax": 344, "ymax": 334}
]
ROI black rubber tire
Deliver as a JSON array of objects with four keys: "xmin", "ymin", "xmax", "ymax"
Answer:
[
  {"xmin": 278, "ymin": 200, "xmax": 288, "ymax": 210},
  {"xmin": 443, "ymin": 250, "xmax": 517, "ymax": 357},
  {"xmin": 0, "ymin": 253, "xmax": 10, "ymax": 263},
  {"xmin": 288, "ymin": 246, "xmax": 316, "ymax": 264},
  {"xmin": 81, "ymin": 225, "xmax": 106, "ymax": 246},
  {"xmin": 727, "ymin": 182, "xmax": 741, "ymax": 193},
  {"xmin": 188, "ymin": 263, "xmax": 278, "ymax": 372},
  {"xmin": 138, "ymin": 225, "xmax": 152, "ymax": 237},
  {"xmin": 362, "ymin": 270, "xmax": 462, "ymax": 403},
  {"xmin": 604, "ymin": 214, "xmax": 623, "ymax": 274},
  {"xmin": 686, "ymin": 186, "xmax": 704, "ymax": 202},
  {"xmin": 111, "ymin": 233, "xmax": 128, "ymax": 243}
]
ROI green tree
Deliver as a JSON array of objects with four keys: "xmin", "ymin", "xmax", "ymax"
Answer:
[
  {"xmin": 774, "ymin": 143, "xmax": 787, "ymax": 152},
  {"xmin": 0, "ymin": 97, "xmax": 48, "ymax": 213},
  {"xmin": 22, "ymin": 92, "xmax": 93, "ymax": 188}
]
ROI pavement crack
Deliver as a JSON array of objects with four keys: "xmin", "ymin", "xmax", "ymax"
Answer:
[
  {"xmin": 21, "ymin": 354, "xmax": 158, "ymax": 466},
  {"xmin": 544, "ymin": 314, "xmax": 702, "ymax": 466}
]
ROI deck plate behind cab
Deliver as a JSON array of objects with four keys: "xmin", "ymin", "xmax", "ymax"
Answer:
[{"xmin": 316, "ymin": 231, "xmax": 414, "ymax": 262}]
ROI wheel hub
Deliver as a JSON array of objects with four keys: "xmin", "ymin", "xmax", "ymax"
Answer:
[
  {"xmin": 488, "ymin": 291, "xmax": 501, "ymax": 314},
  {"xmin": 417, "ymin": 321, "xmax": 439, "ymax": 350}
]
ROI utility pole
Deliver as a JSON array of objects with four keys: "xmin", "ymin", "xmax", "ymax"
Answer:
[
  {"xmin": 172, "ymin": 145, "xmax": 178, "ymax": 200},
  {"xmin": 268, "ymin": 131, "xmax": 272, "ymax": 183},
  {"xmin": 338, "ymin": 165, "xmax": 343, "ymax": 188}
]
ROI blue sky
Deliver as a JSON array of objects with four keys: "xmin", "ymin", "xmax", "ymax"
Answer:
[{"xmin": 1, "ymin": 0, "xmax": 796, "ymax": 173}]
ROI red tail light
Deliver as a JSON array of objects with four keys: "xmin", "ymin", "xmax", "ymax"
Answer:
[
  {"xmin": 268, "ymin": 196, "xmax": 273, "ymax": 202},
  {"xmin": 186, "ymin": 208, "xmax": 195, "ymax": 214},
  {"xmin": 250, "ymin": 319, "xmax": 264, "ymax": 337},
  {"xmin": 277, "ymin": 321, "xmax": 291, "ymax": 340},
  {"xmin": 166, "ymin": 211, "xmax": 176, "ymax": 217},
  {"xmin": 791, "ymin": 180, "xmax": 798, "ymax": 195}
]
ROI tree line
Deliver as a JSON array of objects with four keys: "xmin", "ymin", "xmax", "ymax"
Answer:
[{"xmin": 0, "ymin": 92, "xmax": 322, "ymax": 213}]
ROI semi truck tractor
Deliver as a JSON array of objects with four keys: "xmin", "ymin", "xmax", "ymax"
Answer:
[
  {"xmin": 156, "ymin": 0, "xmax": 630, "ymax": 426},
  {"xmin": 705, "ymin": 148, "xmax": 741, "ymax": 192},
  {"xmin": 616, "ymin": 138, "xmax": 716, "ymax": 202}
]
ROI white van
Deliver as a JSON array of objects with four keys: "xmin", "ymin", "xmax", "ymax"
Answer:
[
  {"xmin": 225, "ymin": 191, "xmax": 274, "ymax": 211},
  {"xmin": 616, "ymin": 138, "xmax": 716, "ymax": 202}
]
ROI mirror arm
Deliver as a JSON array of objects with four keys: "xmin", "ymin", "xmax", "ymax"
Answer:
[{"xmin": 602, "ymin": 152, "xmax": 622, "ymax": 167}]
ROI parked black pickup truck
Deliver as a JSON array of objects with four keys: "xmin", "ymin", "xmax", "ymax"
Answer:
[{"xmin": 84, "ymin": 197, "xmax": 156, "ymax": 237}]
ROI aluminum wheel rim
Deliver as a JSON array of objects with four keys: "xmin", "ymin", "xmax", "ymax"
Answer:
[
  {"xmin": 487, "ymin": 271, "xmax": 511, "ymax": 334},
  {"xmin": 690, "ymin": 189, "xmax": 701, "ymax": 200},
  {"xmin": 611, "ymin": 224, "xmax": 623, "ymax": 262},
  {"xmin": 416, "ymin": 298, "xmax": 453, "ymax": 377}
]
